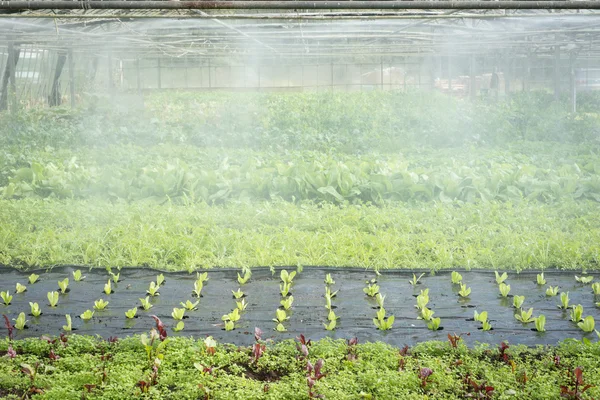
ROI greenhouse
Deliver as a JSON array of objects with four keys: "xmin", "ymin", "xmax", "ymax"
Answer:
[{"xmin": 1, "ymin": 1, "xmax": 600, "ymax": 398}]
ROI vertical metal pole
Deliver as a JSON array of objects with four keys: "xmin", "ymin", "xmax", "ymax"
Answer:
[
  {"xmin": 469, "ymin": 55, "xmax": 476, "ymax": 100},
  {"xmin": 157, "ymin": 58, "xmax": 162, "ymax": 89},
  {"xmin": 8, "ymin": 42, "xmax": 17, "ymax": 112},
  {"xmin": 68, "ymin": 48, "xmax": 75, "ymax": 108},
  {"xmin": 554, "ymin": 44, "xmax": 560, "ymax": 100}
]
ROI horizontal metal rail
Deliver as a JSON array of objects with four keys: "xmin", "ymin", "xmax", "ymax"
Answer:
[{"xmin": 1, "ymin": 1, "xmax": 600, "ymax": 11}]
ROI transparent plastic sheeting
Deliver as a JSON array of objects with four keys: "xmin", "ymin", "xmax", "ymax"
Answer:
[{"xmin": 0, "ymin": 267, "xmax": 598, "ymax": 346}]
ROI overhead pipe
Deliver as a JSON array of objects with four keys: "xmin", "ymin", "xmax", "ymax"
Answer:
[{"xmin": 1, "ymin": 1, "xmax": 600, "ymax": 11}]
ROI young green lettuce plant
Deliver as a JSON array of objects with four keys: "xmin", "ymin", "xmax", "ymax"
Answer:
[
  {"xmin": 534, "ymin": 315, "xmax": 546, "ymax": 332},
  {"xmin": 73, "ymin": 270, "xmax": 85, "ymax": 282},
  {"xmin": 536, "ymin": 273, "xmax": 546, "ymax": 285},
  {"xmin": 156, "ymin": 274, "xmax": 165, "ymax": 286},
  {"xmin": 409, "ymin": 273, "xmax": 425, "ymax": 286},
  {"xmin": 427, "ymin": 317, "xmax": 442, "ymax": 331},
  {"xmin": 575, "ymin": 275, "xmax": 594, "ymax": 284},
  {"xmin": 373, "ymin": 307, "xmax": 395, "ymax": 330},
  {"xmin": 80, "ymin": 310, "xmax": 94, "ymax": 320},
  {"xmin": 558, "ymin": 292, "xmax": 570, "ymax": 309},
  {"xmin": 180, "ymin": 300, "xmax": 199, "ymax": 311},
  {"xmin": 63, "ymin": 314, "xmax": 72, "ymax": 331},
  {"xmin": 325, "ymin": 286, "xmax": 338, "ymax": 299},
  {"xmin": 140, "ymin": 296, "xmax": 153, "ymax": 311},
  {"xmin": 29, "ymin": 302, "xmax": 41, "ymax": 317},
  {"xmin": 280, "ymin": 270, "xmax": 296, "ymax": 285},
  {"xmin": 171, "ymin": 308, "xmax": 185, "ymax": 321},
  {"xmin": 458, "ymin": 283, "xmax": 471, "ymax": 298},
  {"xmin": 324, "ymin": 310, "xmax": 339, "ymax": 331},
  {"xmin": 196, "ymin": 272, "xmax": 209, "ymax": 284},
  {"xmin": 14, "ymin": 312, "xmax": 27, "ymax": 330},
  {"xmin": 173, "ymin": 321, "xmax": 185, "ymax": 332},
  {"xmin": 104, "ymin": 280, "xmax": 112, "ymax": 295},
  {"xmin": 363, "ymin": 283, "xmax": 379, "ymax": 297},
  {"xmin": 28, "ymin": 273, "xmax": 39, "ymax": 284},
  {"xmin": 147, "ymin": 282, "xmax": 160, "ymax": 297},
  {"xmin": 474, "ymin": 310, "xmax": 488, "ymax": 323},
  {"xmin": 514, "ymin": 308, "xmax": 535, "ymax": 323},
  {"xmin": 419, "ymin": 307, "xmax": 435, "ymax": 321},
  {"xmin": 94, "ymin": 299, "xmax": 109, "ymax": 310},
  {"xmin": 1, "ymin": 291, "xmax": 13, "ymax": 305},
  {"xmin": 570, "ymin": 305, "xmax": 584, "ymax": 323},
  {"xmin": 15, "ymin": 283, "xmax": 26, "ymax": 294},
  {"xmin": 280, "ymin": 296, "xmax": 294, "ymax": 310},
  {"xmin": 592, "ymin": 282, "xmax": 600, "ymax": 295},
  {"xmin": 58, "ymin": 278, "xmax": 69, "ymax": 294},
  {"xmin": 47, "ymin": 291, "xmax": 59, "ymax": 307},
  {"xmin": 273, "ymin": 309, "xmax": 288, "ymax": 324},
  {"xmin": 193, "ymin": 280, "xmax": 204, "ymax": 297},
  {"xmin": 451, "ymin": 271, "xmax": 462, "ymax": 284},
  {"xmin": 513, "ymin": 295, "xmax": 525, "ymax": 309},
  {"xmin": 578, "ymin": 316, "xmax": 595, "ymax": 333},
  {"xmin": 482, "ymin": 320, "xmax": 493, "ymax": 331},
  {"xmin": 236, "ymin": 298, "xmax": 248, "ymax": 311},
  {"xmin": 125, "ymin": 307, "xmax": 137, "ymax": 319},
  {"xmin": 495, "ymin": 271, "xmax": 508, "ymax": 285},
  {"xmin": 375, "ymin": 293, "xmax": 385, "ymax": 309},
  {"xmin": 416, "ymin": 289, "xmax": 430, "ymax": 310},
  {"xmin": 546, "ymin": 286, "xmax": 559, "ymax": 296},
  {"xmin": 280, "ymin": 282, "xmax": 292, "ymax": 297},
  {"xmin": 237, "ymin": 268, "xmax": 252, "ymax": 285},
  {"xmin": 498, "ymin": 283, "xmax": 511, "ymax": 297},
  {"xmin": 324, "ymin": 273, "xmax": 335, "ymax": 285},
  {"xmin": 232, "ymin": 288, "xmax": 244, "ymax": 299}
]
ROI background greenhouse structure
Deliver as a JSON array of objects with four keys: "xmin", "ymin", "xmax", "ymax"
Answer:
[{"xmin": 2, "ymin": 2, "xmax": 600, "ymax": 399}]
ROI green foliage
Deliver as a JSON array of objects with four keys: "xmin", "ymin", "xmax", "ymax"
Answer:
[
  {"xmin": 498, "ymin": 283, "xmax": 511, "ymax": 297},
  {"xmin": 537, "ymin": 273, "xmax": 546, "ymax": 285},
  {"xmin": 559, "ymin": 292, "xmax": 570, "ymax": 309},
  {"xmin": 147, "ymin": 281, "xmax": 160, "ymax": 296},
  {"xmin": 62, "ymin": 314, "xmax": 72, "ymax": 331},
  {"xmin": 29, "ymin": 302, "xmax": 41, "ymax": 317},
  {"xmin": 513, "ymin": 295, "xmax": 525, "ymax": 309},
  {"xmin": 451, "ymin": 271, "xmax": 462, "ymax": 284},
  {"xmin": 180, "ymin": 300, "xmax": 199, "ymax": 311},
  {"xmin": 15, "ymin": 283, "xmax": 26, "ymax": 293},
  {"xmin": 173, "ymin": 321, "xmax": 185, "ymax": 332},
  {"xmin": 515, "ymin": 308, "xmax": 535, "ymax": 323},
  {"xmin": 458, "ymin": 283, "xmax": 471, "ymax": 298},
  {"xmin": 125, "ymin": 307, "xmax": 137, "ymax": 319},
  {"xmin": 547, "ymin": 286, "xmax": 559, "ymax": 296},
  {"xmin": 324, "ymin": 273, "xmax": 335, "ymax": 285},
  {"xmin": 280, "ymin": 295, "xmax": 294, "ymax": 311},
  {"xmin": 1, "ymin": 290, "xmax": 13, "ymax": 305},
  {"xmin": 280, "ymin": 270, "xmax": 296, "ymax": 284},
  {"xmin": 592, "ymin": 282, "xmax": 600, "ymax": 295},
  {"xmin": 28, "ymin": 273, "xmax": 39, "ymax": 284},
  {"xmin": 104, "ymin": 279, "xmax": 112, "ymax": 295},
  {"xmin": 373, "ymin": 307, "xmax": 395, "ymax": 330},
  {"xmin": 72, "ymin": 269, "xmax": 85, "ymax": 281},
  {"xmin": 409, "ymin": 273, "xmax": 425, "ymax": 286},
  {"xmin": 578, "ymin": 316, "xmax": 595, "ymax": 332},
  {"xmin": 474, "ymin": 310, "xmax": 488, "ymax": 323},
  {"xmin": 57, "ymin": 278, "xmax": 69, "ymax": 293},
  {"xmin": 140, "ymin": 296, "xmax": 153, "ymax": 310},
  {"xmin": 171, "ymin": 308, "xmax": 185, "ymax": 321},
  {"xmin": 535, "ymin": 315, "xmax": 546, "ymax": 332},
  {"xmin": 495, "ymin": 271, "xmax": 508, "ymax": 285},
  {"xmin": 93, "ymin": 299, "xmax": 109, "ymax": 310},
  {"xmin": 237, "ymin": 267, "xmax": 252, "ymax": 285},
  {"xmin": 232, "ymin": 288, "xmax": 244, "ymax": 299},
  {"xmin": 363, "ymin": 283, "xmax": 379, "ymax": 297},
  {"xmin": 570, "ymin": 305, "xmax": 584, "ymax": 323},
  {"xmin": 14, "ymin": 312, "xmax": 27, "ymax": 330},
  {"xmin": 575, "ymin": 275, "xmax": 594, "ymax": 284},
  {"xmin": 427, "ymin": 317, "xmax": 442, "ymax": 331},
  {"xmin": 80, "ymin": 309, "xmax": 94, "ymax": 320},
  {"xmin": 47, "ymin": 291, "xmax": 59, "ymax": 307}
]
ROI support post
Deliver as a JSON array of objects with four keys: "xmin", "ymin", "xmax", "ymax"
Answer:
[
  {"xmin": 68, "ymin": 48, "xmax": 75, "ymax": 108},
  {"xmin": 49, "ymin": 50, "xmax": 67, "ymax": 107},
  {"xmin": 0, "ymin": 42, "xmax": 20, "ymax": 111},
  {"xmin": 503, "ymin": 51, "xmax": 511, "ymax": 96}
]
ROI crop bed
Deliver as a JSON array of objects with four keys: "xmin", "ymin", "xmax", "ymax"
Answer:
[{"xmin": 1, "ymin": 267, "xmax": 598, "ymax": 347}]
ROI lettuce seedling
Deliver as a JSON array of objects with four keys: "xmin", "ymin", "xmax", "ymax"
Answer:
[
  {"xmin": 375, "ymin": 293, "xmax": 385, "ymax": 309},
  {"xmin": 173, "ymin": 321, "xmax": 184, "ymax": 332},
  {"xmin": 1, "ymin": 291, "xmax": 13, "ymax": 305},
  {"xmin": 451, "ymin": 271, "xmax": 462, "ymax": 284},
  {"xmin": 513, "ymin": 295, "xmax": 525, "ymax": 309},
  {"xmin": 458, "ymin": 283, "xmax": 471, "ymax": 298},
  {"xmin": 409, "ymin": 273, "xmax": 425, "ymax": 286},
  {"xmin": 324, "ymin": 273, "xmax": 335, "ymax": 285},
  {"xmin": 373, "ymin": 307, "xmax": 395, "ymax": 330},
  {"xmin": 63, "ymin": 314, "xmax": 72, "ymax": 331},
  {"xmin": 140, "ymin": 296, "xmax": 153, "ymax": 310},
  {"xmin": 47, "ymin": 291, "xmax": 59, "ymax": 307},
  {"xmin": 570, "ymin": 304, "xmax": 584, "ymax": 323},
  {"xmin": 28, "ymin": 273, "xmax": 39, "ymax": 284},
  {"xmin": 196, "ymin": 272, "xmax": 209, "ymax": 284},
  {"xmin": 73, "ymin": 270, "xmax": 85, "ymax": 282},
  {"xmin": 280, "ymin": 282, "xmax": 291, "ymax": 297},
  {"xmin": 280, "ymin": 296, "xmax": 294, "ymax": 310},
  {"xmin": 328, "ymin": 310, "xmax": 339, "ymax": 322},
  {"xmin": 224, "ymin": 320, "xmax": 235, "ymax": 331},
  {"xmin": 14, "ymin": 312, "xmax": 27, "ymax": 330},
  {"xmin": 154, "ymin": 274, "xmax": 164, "ymax": 286},
  {"xmin": 534, "ymin": 315, "xmax": 546, "ymax": 332},
  {"xmin": 193, "ymin": 280, "xmax": 204, "ymax": 297},
  {"xmin": 363, "ymin": 283, "xmax": 379, "ymax": 297},
  {"xmin": 592, "ymin": 282, "xmax": 600, "ymax": 295},
  {"xmin": 558, "ymin": 292, "xmax": 570, "ymax": 309},
  {"xmin": 104, "ymin": 280, "xmax": 112, "ymax": 295},
  {"xmin": 495, "ymin": 271, "xmax": 508, "ymax": 285},
  {"xmin": 536, "ymin": 273, "xmax": 546, "ymax": 285},
  {"xmin": 171, "ymin": 308, "xmax": 185, "ymax": 320},
  {"xmin": 482, "ymin": 320, "xmax": 493, "ymax": 331},
  {"xmin": 237, "ymin": 268, "xmax": 252, "ymax": 285},
  {"xmin": 15, "ymin": 283, "xmax": 27, "ymax": 294},
  {"xmin": 324, "ymin": 319, "xmax": 337, "ymax": 331},
  {"xmin": 273, "ymin": 309, "xmax": 288, "ymax": 323},
  {"xmin": 427, "ymin": 317, "xmax": 441, "ymax": 331},
  {"xmin": 58, "ymin": 278, "xmax": 69, "ymax": 294},
  {"xmin": 578, "ymin": 316, "xmax": 595, "ymax": 333},
  {"xmin": 147, "ymin": 282, "xmax": 160, "ymax": 296},
  {"xmin": 275, "ymin": 323, "xmax": 287, "ymax": 332},
  {"xmin": 474, "ymin": 310, "xmax": 488, "ymax": 323},
  {"xmin": 125, "ymin": 308, "xmax": 137, "ymax": 319},
  {"xmin": 236, "ymin": 298, "xmax": 248, "ymax": 311},
  {"xmin": 546, "ymin": 286, "xmax": 559, "ymax": 296},
  {"xmin": 325, "ymin": 295, "xmax": 332, "ymax": 310},
  {"xmin": 419, "ymin": 307, "xmax": 435, "ymax": 321},
  {"xmin": 575, "ymin": 275, "xmax": 594, "ymax": 284},
  {"xmin": 280, "ymin": 270, "xmax": 296, "ymax": 285},
  {"xmin": 222, "ymin": 308, "xmax": 240, "ymax": 323},
  {"xmin": 514, "ymin": 308, "xmax": 534, "ymax": 323},
  {"xmin": 232, "ymin": 288, "xmax": 244, "ymax": 299},
  {"xmin": 94, "ymin": 299, "xmax": 109, "ymax": 310},
  {"xmin": 498, "ymin": 283, "xmax": 511, "ymax": 297},
  {"xmin": 80, "ymin": 310, "xmax": 94, "ymax": 320},
  {"xmin": 29, "ymin": 302, "xmax": 41, "ymax": 317},
  {"xmin": 416, "ymin": 290, "xmax": 430, "ymax": 310},
  {"xmin": 325, "ymin": 286, "xmax": 338, "ymax": 299},
  {"xmin": 180, "ymin": 300, "xmax": 199, "ymax": 311}
]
